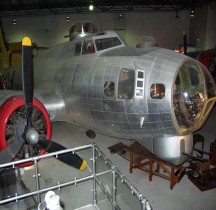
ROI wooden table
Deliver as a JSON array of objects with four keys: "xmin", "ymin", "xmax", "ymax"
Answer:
[{"xmin": 128, "ymin": 142, "xmax": 186, "ymax": 190}]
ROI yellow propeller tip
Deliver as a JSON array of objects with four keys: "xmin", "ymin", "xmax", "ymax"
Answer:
[
  {"xmin": 22, "ymin": 37, "xmax": 32, "ymax": 46},
  {"xmin": 80, "ymin": 160, "xmax": 87, "ymax": 171}
]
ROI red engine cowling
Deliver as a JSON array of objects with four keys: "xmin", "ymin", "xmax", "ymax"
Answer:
[
  {"xmin": 0, "ymin": 95, "xmax": 52, "ymax": 165},
  {"xmin": 198, "ymin": 49, "xmax": 216, "ymax": 81},
  {"xmin": 198, "ymin": 51, "xmax": 214, "ymax": 69}
]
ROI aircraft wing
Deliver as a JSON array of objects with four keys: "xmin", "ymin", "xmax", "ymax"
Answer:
[{"xmin": 0, "ymin": 89, "xmax": 22, "ymax": 106}]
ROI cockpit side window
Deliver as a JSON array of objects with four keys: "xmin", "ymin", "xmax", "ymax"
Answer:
[
  {"xmin": 74, "ymin": 40, "xmax": 95, "ymax": 56},
  {"xmin": 82, "ymin": 40, "xmax": 95, "ymax": 55},
  {"xmin": 74, "ymin": 42, "xmax": 82, "ymax": 56},
  {"xmin": 150, "ymin": 84, "xmax": 165, "ymax": 99},
  {"xmin": 95, "ymin": 37, "xmax": 122, "ymax": 51},
  {"xmin": 118, "ymin": 68, "xmax": 134, "ymax": 99}
]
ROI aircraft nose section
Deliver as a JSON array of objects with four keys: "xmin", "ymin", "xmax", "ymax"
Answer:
[{"xmin": 173, "ymin": 61, "xmax": 216, "ymax": 134}]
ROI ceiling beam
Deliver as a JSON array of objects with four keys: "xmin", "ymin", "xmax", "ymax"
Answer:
[{"xmin": 0, "ymin": 0, "xmax": 215, "ymax": 17}]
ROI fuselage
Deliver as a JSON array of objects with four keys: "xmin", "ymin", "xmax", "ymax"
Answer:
[{"xmin": 1, "ymin": 29, "xmax": 216, "ymax": 165}]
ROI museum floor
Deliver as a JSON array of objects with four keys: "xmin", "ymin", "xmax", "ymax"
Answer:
[
  {"xmin": 1, "ymin": 107, "xmax": 216, "ymax": 210},
  {"xmin": 46, "ymin": 106, "xmax": 216, "ymax": 210}
]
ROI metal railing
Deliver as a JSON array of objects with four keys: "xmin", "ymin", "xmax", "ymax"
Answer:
[{"xmin": 0, "ymin": 143, "xmax": 152, "ymax": 210}]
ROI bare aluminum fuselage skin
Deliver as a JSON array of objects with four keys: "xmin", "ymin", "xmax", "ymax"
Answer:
[{"xmin": 1, "ymin": 30, "xmax": 216, "ymax": 165}]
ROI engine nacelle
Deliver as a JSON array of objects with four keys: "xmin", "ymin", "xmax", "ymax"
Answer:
[{"xmin": 0, "ymin": 95, "xmax": 51, "ymax": 166}]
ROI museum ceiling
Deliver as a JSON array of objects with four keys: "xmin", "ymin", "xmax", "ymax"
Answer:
[{"xmin": 0, "ymin": 0, "xmax": 216, "ymax": 17}]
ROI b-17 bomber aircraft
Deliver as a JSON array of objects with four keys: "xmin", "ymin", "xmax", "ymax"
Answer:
[{"xmin": 0, "ymin": 21, "xmax": 216, "ymax": 167}]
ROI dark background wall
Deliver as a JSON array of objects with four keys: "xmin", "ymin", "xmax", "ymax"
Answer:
[
  {"xmin": 1, "ymin": 4, "xmax": 215, "ymax": 50},
  {"xmin": 189, "ymin": 4, "xmax": 216, "ymax": 50}
]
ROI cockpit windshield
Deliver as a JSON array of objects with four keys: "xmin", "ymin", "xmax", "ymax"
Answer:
[
  {"xmin": 74, "ymin": 36, "xmax": 122, "ymax": 56},
  {"xmin": 173, "ymin": 61, "xmax": 216, "ymax": 133},
  {"xmin": 95, "ymin": 37, "xmax": 122, "ymax": 51}
]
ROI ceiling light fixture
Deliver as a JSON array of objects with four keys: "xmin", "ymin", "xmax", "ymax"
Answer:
[
  {"xmin": 190, "ymin": 9, "xmax": 195, "ymax": 17},
  {"xmin": 13, "ymin": 17, "xmax": 16, "ymax": 25},
  {"xmin": 89, "ymin": 4, "xmax": 94, "ymax": 11}
]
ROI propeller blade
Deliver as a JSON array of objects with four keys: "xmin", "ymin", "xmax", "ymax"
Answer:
[
  {"xmin": 38, "ymin": 138, "xmax": 87, "ymax": 170},
  {"xmin": 22, "ymin": 37, "xmax": 34, "ymax": 127},
  {"xmin": 0, "ymin": 139, "xmax": 25, "ymax": 165}
]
